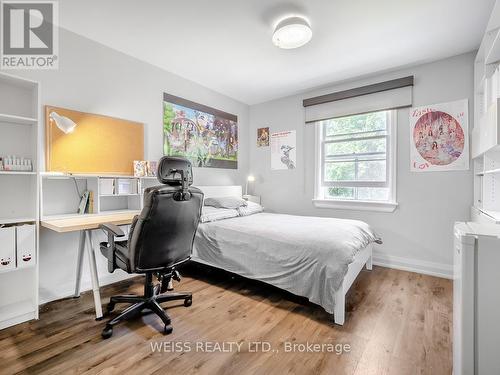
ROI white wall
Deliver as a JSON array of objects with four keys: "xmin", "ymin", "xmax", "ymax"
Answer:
[
  {"xmin": 6, "ymin": 29, "xmax": 250, "ymax": 303},
  {"xmin": 248, "ymin": 52, "xmax": 475, "ymax": 278}
]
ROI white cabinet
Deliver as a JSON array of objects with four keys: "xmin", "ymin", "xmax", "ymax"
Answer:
[{"xmin": 453, "ymin": 222, "xmax": 500, "ymax": 375}]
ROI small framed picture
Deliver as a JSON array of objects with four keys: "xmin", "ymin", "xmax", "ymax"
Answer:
[
  {"xmin": 146, "ymin": 161, "xmax": 158, "ymax": 177},
  {"xmin": 133, "ymin": 160, "xmax": 147, "ymax": 177},
  {"xmin": 257, "ymin": 127, "xmax": 270, "ymax": 147}
]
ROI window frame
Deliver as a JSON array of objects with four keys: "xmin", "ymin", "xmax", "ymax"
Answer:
[{"xmin": 313, "ymin": 110, "xmax": 398, "ymax": 212}]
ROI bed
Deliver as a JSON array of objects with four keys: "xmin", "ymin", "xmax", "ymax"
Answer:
[{"xmin": 191, "ymin": 186, "xmax": 380, "ymax": 325}]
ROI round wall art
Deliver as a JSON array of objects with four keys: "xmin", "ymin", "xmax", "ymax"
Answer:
[
  {"xmin": 413, "ymin": 111, "xmax": 465, "ymax": 166},
  {"xmin": 409, "ymin": 100, "xmax": 469, "ymax": 172}
]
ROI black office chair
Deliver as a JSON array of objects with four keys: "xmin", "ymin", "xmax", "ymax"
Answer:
[{"xmin": 99, "ymin": 156, "xmax": 203, "ymax": 339}]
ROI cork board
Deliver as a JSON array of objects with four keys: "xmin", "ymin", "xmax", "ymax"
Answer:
[{"xmin": 45, "ymin": 106, "xmax": 144, "ymax": 175}]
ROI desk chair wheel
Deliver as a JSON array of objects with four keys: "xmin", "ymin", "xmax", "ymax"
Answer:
[
  {"xmin": 184, "ymin": 297, "xmax": 192, "ymax": 307},
  {"xmin": 102, "ymin": 325, "xmax": 113, "ymax": 339},
  {"xmin": 164, "ymin": 325, "xmax": 173, "ymax": 335}
]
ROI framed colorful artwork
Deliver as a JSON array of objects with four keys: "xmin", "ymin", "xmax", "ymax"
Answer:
[
  {"xmin": 163, "ymin": 93, "xmax": 238, "ymax": 169},
  {"xmin": 257, "ymin": 127, "xmax": 270, "ymax": 147},
  {"xmin": 409, "ymin": 99, "xmax": 469, "ymax": 172}
]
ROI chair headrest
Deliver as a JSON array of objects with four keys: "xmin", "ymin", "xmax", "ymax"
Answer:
[{"xmin": 157, "ymin": 156, "xmax": 193, "ymax": 187}]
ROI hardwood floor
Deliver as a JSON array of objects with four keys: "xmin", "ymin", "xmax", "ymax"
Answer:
[{"xmin": 0, "ymin": 265, "xmax": 452, "ymax": 375}]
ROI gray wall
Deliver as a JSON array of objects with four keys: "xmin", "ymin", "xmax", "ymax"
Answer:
[
  {"xmin": 9, "ymin": 29, "xmax": 250, "ymax": 302},
  {"xmin": 248, "ymin": 52, "xmax": 475, "ymax": 277}
]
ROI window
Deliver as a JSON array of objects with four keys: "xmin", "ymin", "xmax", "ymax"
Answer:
[{"xmin": 314, "ymin": 110, "xmax": 397, "ymax": 212}]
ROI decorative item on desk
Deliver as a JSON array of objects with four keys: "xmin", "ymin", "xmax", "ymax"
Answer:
[
  {"xmin": 146, "ymin": 161, "xmax": 158, "ymax": 177},
  {"xmin": 133, "ymin": 160, "xmax": 147, "ymax": 177},
  {"xmin": 134, "ymin": 160, "xmax": 158, "ymax": 177}
]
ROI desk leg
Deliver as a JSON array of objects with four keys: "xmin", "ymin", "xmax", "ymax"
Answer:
[
  {"xmin": 74, "ymin": 231, "xmax": 85, "ymax": 297},
  {"xmin": 86, "ymin": 230, "xmax": 103, "ymax": 320}
]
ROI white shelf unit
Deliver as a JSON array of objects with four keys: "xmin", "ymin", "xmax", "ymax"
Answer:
[
  {"xmin": 471, "ymin": 2, "xmax": 500, "ymax": 226},
  {"xmin": 0, "ymin": 72, "xmax": 40, "ymax": 330},
  {"xmin": 0, "ymin": 217, "xmax": 37, "ymax": 225},
  {"xmin": 0, "ymin": 171, "xmax": 36, "ymax": 175},
  {"xmin": 0, "ymin": 113, "xmax": 37, "ymax": 125},
  {"xmin": 41, "ymin": 174, "xmax": 160, "ymax": 219}
]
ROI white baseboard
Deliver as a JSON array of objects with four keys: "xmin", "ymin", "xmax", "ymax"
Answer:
[
  {"xmin": 372, "ymin": 252, "xmax": 452, "ymax": 279},
  {"xmin": 39, "ymin": 272, "xmax": 136, "ymax": 305}
]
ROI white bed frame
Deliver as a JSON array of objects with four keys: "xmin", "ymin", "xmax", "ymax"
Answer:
[{"xmin": 195, "ymin": 185, "xmax": 373, "ymax": 326}]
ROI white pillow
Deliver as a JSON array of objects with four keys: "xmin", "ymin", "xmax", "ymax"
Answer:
[
  {"xmin": 200, "ymin": 206, "xmax": 239, "ymax": 223},
  {"xmin": 204, "ymin": 196, "xmax": 247, "ymax": 209},
  {"xmin": 237, "ymin": 201, "xmax": 264, "ymax": 216}
]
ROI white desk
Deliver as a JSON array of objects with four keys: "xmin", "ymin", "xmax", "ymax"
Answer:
[{"xmin": 41, "ymin": 211, "xmax": 139, "ymax": 319}]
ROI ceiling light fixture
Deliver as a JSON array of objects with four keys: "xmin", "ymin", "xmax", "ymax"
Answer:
[{"xmin": 272, "ymin": 16, "xmax": 312, "ymax": 49}]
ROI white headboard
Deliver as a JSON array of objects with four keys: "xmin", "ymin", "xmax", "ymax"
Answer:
[{"xmin": 196, "ymin": 185, "xmax": 243, "ymax": 199}]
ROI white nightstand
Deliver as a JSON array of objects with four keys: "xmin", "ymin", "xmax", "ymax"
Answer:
[{"xmin": 243, "ymin": 195, "xmax": 261, "ymax": 204}]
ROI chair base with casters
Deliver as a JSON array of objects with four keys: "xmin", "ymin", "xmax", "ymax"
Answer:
[{"xmin": 101, "ymin": 272, "xmax": 192, "ymax": 339}]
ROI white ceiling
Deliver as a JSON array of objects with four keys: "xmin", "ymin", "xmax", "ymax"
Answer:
[{"xmin": 59, "ymin": 0, "xmax": 495, "ymax": 105}]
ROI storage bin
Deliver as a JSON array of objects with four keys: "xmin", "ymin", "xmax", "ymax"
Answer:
[
  {"xmin": 16, "ymin": 224, "xmax": 35, "ymax": 268},
  {"xmin": 0, "ymin": 227, "xmax": 16, "ymax": 271}
]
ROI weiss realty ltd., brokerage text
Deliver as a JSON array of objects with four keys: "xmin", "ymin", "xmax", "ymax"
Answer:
[{"xmin": 150, "ymin": 341, "xmax": 351, "ymax": 355}]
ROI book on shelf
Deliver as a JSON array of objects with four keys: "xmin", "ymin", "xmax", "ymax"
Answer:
[
  {"xmin": 87, "ymin": 191, "xmax": 94, "ymax": 214},
  {"xmin": 78, "ymin": 191, "xmax": 89, "ymax": 215}
]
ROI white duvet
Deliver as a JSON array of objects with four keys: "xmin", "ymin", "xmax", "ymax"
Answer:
[{"xmin": 192, "ymin": 212, "xmax": 380, "ymax": 314}]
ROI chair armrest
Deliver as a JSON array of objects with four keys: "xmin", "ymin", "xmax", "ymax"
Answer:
[
  {"xmin": 100, "ymin": 223, "xmax": 125, "ymax": 237},
  {"xmin": 100, "ymin": 223, "xmax": 125, "ymax": 273}
]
